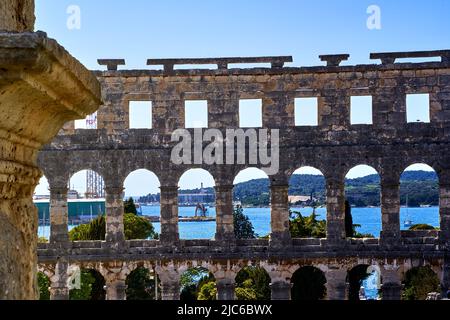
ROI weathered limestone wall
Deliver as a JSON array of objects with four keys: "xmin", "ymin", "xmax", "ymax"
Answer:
[
  {"xmin": 0, "ymin": 0, "xmax": 35, "ymax": 32},
  {"xmin": 0, "ymin": 9, "xmax": 101, "ymax": 298},
  {"xmin": 36, "ymin": 51, "xmax": 450, "ymax": 300}
]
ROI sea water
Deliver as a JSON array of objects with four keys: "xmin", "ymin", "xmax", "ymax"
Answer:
[{"xmin": 38, "ymin": 206, "xmax": 440, "ymax": 240}]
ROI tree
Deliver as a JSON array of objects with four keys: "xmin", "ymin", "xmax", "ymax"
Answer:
[
  {"xmin": 180, "ymin": 268, "xmax": 214, "ymax": 301},
  {"xmin": 345, "ymin": 200, "xmax": 353, "ymax": 237},
  {"xmin": 69, "ymin": 270, "xmax": 96, "ymax": 300},
  {"xmin": 124, "ymin": 197, "xmax": 138, "ymax": 215},
  {"xmin": 126, "ymin": 267, "xmax": 157, "ymax": 300},
  {"xmin": 289, "ymin": 210, "xmax": 326, "ymax": 238},
  {"xmin": 402, "ymin": 266, "xmax": 440, "ymax": 300},
  {"xmin": 69, "ymin": 213, "xmax": 158, "ymax": 241},
  {"xmin": 235, "ymin": 267, "xmax": 271, "ymax": 300},
  {"xmin": 69, "ymin": 216, "xmax": 105, "ymax": 241},
  {"xmin": 37, "ymin": 272, "xmax": 50, "ymax": 300},
  {"xmin": 124, "ymin": 213, "xmax": 158, "ymax": 240},
  {"xmin": 233, "ymin": 205, "xmax": 257, "ymax": 239},
  {"xmin": 197, "ymin": 282, "xmax": 217, "ymax": 301},
  {"xmin": 344, "ymin": 201, "xmax": 374, "ymax": 238}
]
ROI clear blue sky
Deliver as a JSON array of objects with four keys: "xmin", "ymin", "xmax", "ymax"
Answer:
[{"xmin": 34, "ymin": 0, "xmax": 447, "ymax": 196}]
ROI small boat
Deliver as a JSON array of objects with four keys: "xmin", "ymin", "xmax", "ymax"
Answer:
[
  {"xmin": 404, "ymin": 220, "xmax": 414, "ymax": 228},
  {"xmin": 403, "ymin": 195, "xmax": 414, "ymax": 228}
]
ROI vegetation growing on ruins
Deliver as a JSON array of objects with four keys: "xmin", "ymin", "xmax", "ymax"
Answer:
[
  {"xmin": 402, "ymin": 266, "xmax": 441, "ymax": 300},
  {"xmin": 37, "ymin": 272, "xmax": 50, "ymax": 300}
]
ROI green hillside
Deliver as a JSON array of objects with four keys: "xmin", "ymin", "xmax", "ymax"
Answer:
[{"xmin": 139, "ymin": 171, "xmax": 439, "ymax": 208}]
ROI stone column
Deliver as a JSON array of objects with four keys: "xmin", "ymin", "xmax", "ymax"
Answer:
[
  {"xmin": 439, "ymin": 182, "xmax": 450, "ymax": 244},
  {"xmin": 50, "ymin": 260, "xmax": 69, "ymax": 300},
  {"xmin": 215, "ymin": 185, "xmax": 235, "ymax": 241},
  {"xmin": 0, "ymin": 0, "xmax": 35, "ymax": 32},
  {"xmin": 381, "ymin": 180, "xmax": 401, "ymax": 242},
  {"xmin": 270, "ymin": 281, "xmax": 292, "ymax": 300},
  {"xmin": 105, "ymin": 187, "xmax": 125, "ymax": 243},
  {"xmin": 216, "ymin": 279, "xmax": 236, "ymax": 300},
  {"xmin": 160, "ymin": 186, "xmax": 179, "ymax": 244},
  {"xmin": 326, "ymin": 180, "xmax": 346, "ymax": 242},
  {"xmin": 105, "ymin": 279, "xmax": 127, "ymax": 300},
  {"xmin": 442, "ymin": 256, "xmax": 450, "ymax": 298},
  {"xmin": 270, "ymin": 184, "xmax": 291, "ymax": 246},
  {"xmin": 49, "ymin": 186, "xmax": 69, "ymax": 243},
  {"xmin": 156, "ymin": 264, "xmax": 182, "ymax": 300},
  {"xmin": 0, "ymin": 3, "xmax": 101, "ymax": 298},
  {"xmin": 381, "ymin": 266, "xmax": 402, "ymax": 300},
  {"xmin": 325, "ymin": 269, "xmax": 347, "ymax": 300},
  {"xmin": 160, "ymin": 280, "xmax": 180, "ymax": 300}
]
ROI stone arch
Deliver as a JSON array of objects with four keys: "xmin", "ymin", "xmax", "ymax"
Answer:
[
  {"xmin": 69, "ymin": 168, "xmax": 105, "ymax": 199},
  {"xmin": 177, "ymin": 168, "xmax": 216, "ymax": 240},
  {"xmin": 180, "ymin": 266, "xmax": 216, "ymax": 301},
  {"xmin": 123, "ymin": 169, "xmax": 161, "ymax": 214},
  {"xmin": 344, "ymin": 164, "xmax": 381, "ymax": 238},
  {"xmin": 68, "ymin": 264, "xmax": 106, "ymax": 301},
  {"xmin": 400, "ymin": 163, "xmax": 439, "ymax": 232},
  {"xmin": 125, "ymin": 262, "xmax": 159, "ymax": 301},
  {"xmin": 347, "ymin": 264, "xmax": 381, "ymax": 300},
  {"xmin": 291, "ymin": 265, "xmax": 327, "ymax": 300},
  {"xmin": 233, "ymin": 168, "xmax": 270, "ymax": 238},
  {"xmin": 288, "ymin": 166, "xmax": 326, "ymax": 238}
]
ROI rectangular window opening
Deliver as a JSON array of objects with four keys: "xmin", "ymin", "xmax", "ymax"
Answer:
[
  {"xmin": 129, "ymin": 101, "xmax": 152, "ymax": 129},
  {"xmin": 295, "ymin": 97, "xmax": 319, "ymax": 126},
  {"xmin": 406, "ymin": 93, "xmax": 430, "ymax": 123},
  {"xmin": 350, "ymin": 96, "xmax": 373, "ymax": 125},
  {"xmin": 239, "ymin": 99, "xmax": 263, "ymax": 128},
  {"xmin": 185, "ymin": 100, "xmax": 208, "ymax": 128}
]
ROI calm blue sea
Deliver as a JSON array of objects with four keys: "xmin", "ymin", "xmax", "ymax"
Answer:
[{"xmin": 38, "ymin": 206, "xmax": 440, "ymax": 240}]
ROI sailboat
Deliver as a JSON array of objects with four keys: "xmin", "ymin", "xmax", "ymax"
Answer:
[{"xmin": 404, "ymin": 194, "xmax": 414, "ymax": 228}]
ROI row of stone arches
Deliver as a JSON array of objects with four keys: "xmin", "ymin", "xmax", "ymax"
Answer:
[
  {"xmin": 35, "ymin": 162, "xmax": 440, "ymax": 241},
  {"xmin": 37, "ymin": 262, "xmax": 444, "ymax": 301}
]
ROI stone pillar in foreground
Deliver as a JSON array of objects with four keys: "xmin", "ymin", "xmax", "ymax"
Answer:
[
  {"xmin": 380, "ymin": 179, "xmax": 401, "ymax": 242},
  {"xmin": 0, "ymin": 4, "xmax": 101, "ymax": 297},
  {"xmin": 160, "ymin": 186, "xmax": 180, "ymax": 244},
  {"xmin": 216, "ymin": 278, "xmax": 236, "ymax": 300},
  {"xmin": 49, "ymin": 185, "xmax": 69, "ymax": 243},
  {"xmin": 105, "ymin": 186, "xmax": 125, "ymax": 244},
  {"xmin": 49, "ymin": 260, "xmax": 69, "ymax": 300},
  {"xmin": 325, "ymin": 268, "xmax": 347, "ymax": 300},
  {"xmin": 270, "ymin": 280, "xmax": 292, "ymax": 300},
  {"xmin": 215, "ymin": 184, "xmax": 235, "ymax": 241},
  {"xmin": 0, "ymin": 0, "xmax": 35, "ymax": 32},
  {"xmin": 326, "ymin": 179, "xmax": 346, "ymax": 243},
  {"xmin": 270, "ymin": 184, "xmax": 291, "ymax": 246}
]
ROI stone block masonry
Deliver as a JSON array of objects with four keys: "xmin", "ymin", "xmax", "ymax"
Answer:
[{"xmin": 37, "ymin": 50, "xmax": 450, "ymax": 300}]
